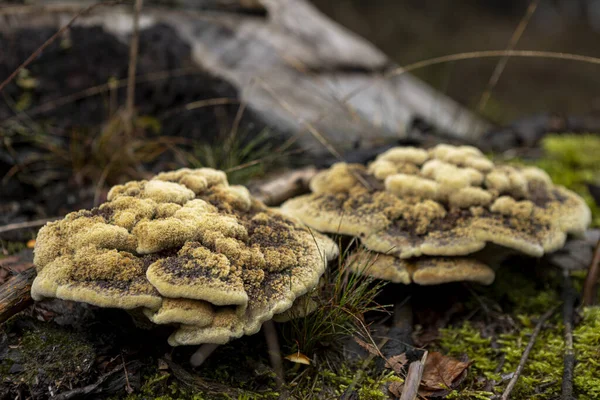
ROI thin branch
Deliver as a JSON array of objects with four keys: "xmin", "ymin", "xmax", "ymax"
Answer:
[
  {"xmin": 0, "ymin": 0, "xmax": 125, "ymax": 94},
  {"xmin": 126, "ymin": 0, "xmax": 143, "ymax": 121},
  {"xmin": 582, "ymin": 238, "xmax": 600, "ymax": 306},
  {"xmin": 400, "ymin": 351, "xmax": 428, "ymax": 400},
  {"xmin": 0, "ymin": 217, "xmax": 59, "ymax": 234},
  {"xmin": 562, "ymin": 269, "xmax": 576, "ymax": 399},
  {"xmin": 501, "ymin": 306, "xmax": 558, "ymax": 400},
  {"xmin": 478, "ymin": 0, "xmax": 540, "ymax": 112}
]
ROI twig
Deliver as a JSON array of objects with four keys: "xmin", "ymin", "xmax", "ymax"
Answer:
[
  {"xmin": 125, "ymin": 0, "xmax": 143, "ymax": 123},
  {"xmin": 53, "ymin": 364, "xmax": 125, "ymax": 400},
  {"xmin": 501, "ymin": 306, "xmax": 558, "ymax": 400},
  {"xmin": 121, "ymin": 352, "xmax": 134, "ymax": 394},
  {"xmin": 400, "ymin": 351, "xmax": 428, "ymax": 400},
  {"xmin": 0, "ymin": 0, "xmax": 124, "ymax": 94},
  {"xmin": 561, "ymin": 270, "xmax": 576, "ymax": 400},
  {"xmin": 582, "ymin": 238, "xmax": 600, "ymax": 306},
  {"xmin": 478, "ymin": 0, "xmax": 540, "ymax": 111},
  {"xmin": 0, "ymin": 217, "xmax": 59, "ymax": 234},
  {"xmin": 263, "ymin": 320, "xmax": 285, "ymax": 390}
]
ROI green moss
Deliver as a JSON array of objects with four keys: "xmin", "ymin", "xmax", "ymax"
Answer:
[
  {"xmin": 1, "ymin": 319, "xmax": 95, "ymax": 394},
  {"xmin": 437, "ymin": 265, "xmax": 600, "ymax": 400},
  {"xmin": 573, "ymin": 307, "xmax": 600, "ymax": 400}
]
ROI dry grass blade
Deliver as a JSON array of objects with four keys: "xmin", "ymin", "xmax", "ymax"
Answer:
[
  {"xmin": 0, "ymin": 0, "xmax": 126, "ymax": 94},
  {"xmin": 125, "ymin": 0, "xmax": 144, "ymax": 123},
  {"xmin": 478, "ymin": 0, "xmax": 540, "ymax": 112},
  {"xmin": 0, "ymin": 218, "xmax": 60, "ymax": 234},
  {"xmin": 255, "ymin": 78, "xmax": 373, "ymax": 190},
  {"xmin": 4, "ymin": 68, "xmax": 198, "ymax": 122},
  {"xmin": 308, "ymin": 50, "xmax": 600, "ymax": 130}
]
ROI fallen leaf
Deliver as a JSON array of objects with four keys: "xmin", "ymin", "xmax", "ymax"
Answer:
[
  {"xmin": 353, "ymin": 337, "xmax": 380, "ymax": 356},
  {"xmin": 284, "ymin": 352, "xmax": 311, "ymax": 365},
  {"xmin": 385, "ymin": 353, "xmax": 408, "ymax": 374},
  {"xmin": 419, "ymin": 352, "xmax": 471, "ymax": 397},
  {"xmin": 388, "ymin": 381, "xmax": 404, "ymax": 398}
]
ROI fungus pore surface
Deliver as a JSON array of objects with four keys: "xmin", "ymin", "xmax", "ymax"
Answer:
[{"xmin": 32, "ymin": 168, "xmax": 338, "ymax": 345}]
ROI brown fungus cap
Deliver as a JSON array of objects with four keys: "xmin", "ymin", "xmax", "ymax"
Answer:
[
  {"xmin": 346, "ymin": 250, "xmax": 495, "ymax": 285},
  {"xmin": 32, "ymin": 168, "xmax": 338, "ymax": 345},
  {"xmin": 282, "ymin": 144, "xmax": 591, "ymax": 259}
]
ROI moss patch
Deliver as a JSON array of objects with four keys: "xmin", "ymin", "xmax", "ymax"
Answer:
[
  {"xmin": 1, "ymin": 317, "xmax": 96, "ymax": 396},
  {"xmin": 437, "ymin": 264, "xmax": 600, "ymax": 399}
]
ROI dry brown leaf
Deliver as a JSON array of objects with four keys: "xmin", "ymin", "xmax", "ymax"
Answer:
[
  {"xmin": 353, "ymin": 336, "xmax": 380, "ymax": 356},
  {"xmin": 385, "ymin": 353, "xmax": 408, "ymax": 375},
  {"xmin": 419, "ymin": 351, "xmax": 471, "ymax": 397},
  {"xmin": 284, "ymin": 352, "xmax": 311, "ymax": 365},
  {"xmin": 388, "ymin": 381, "xmax": 404, "ymax": 398}
]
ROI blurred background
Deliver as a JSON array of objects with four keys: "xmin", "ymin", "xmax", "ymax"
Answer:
[
  {"xmin": 1, "ymin": 0, "xmax": 599, "ymax": 229},
  {"xmin": 312, "ymin": 0, "xmax": 600, "ymax": 121}
]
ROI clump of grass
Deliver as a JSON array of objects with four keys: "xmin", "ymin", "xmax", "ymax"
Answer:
[
  {"xmin": 278, "ymin": 240, "xmax": 390, "ymax": 399},
  {"xmin": 280, "ymin": 241, "xmax": 388, "ymax": 359},
  {"xmin": 185, "ymin": 128, "xmax": 276, "ymax": 185},
  {"xmin": 2, "ymin": 112, "xmax": 180, "ymax": 195}
]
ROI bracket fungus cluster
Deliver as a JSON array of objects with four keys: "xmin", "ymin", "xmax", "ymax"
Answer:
[
  {"xmin": 31, "ymin": 168, "xmax": 338, "ymax": 345},
  {"xmin": 281, "ymin": 144, "xmax": 591, "ymax": 285}
]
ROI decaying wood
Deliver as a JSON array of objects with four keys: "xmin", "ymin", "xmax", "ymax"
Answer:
[
  {"xmin": 0, "ymin": 268, "xmax": 35, "ymax": 324},
  {"xmin": 582, "ymin": 238, "xmax": 600, "ymax": 306},
  {"xmin": 500, "ymin": 306, "xmax": 557, "ymax": 400},
  {"xmin": 250, "ymin": 166, "xmax": 318, "ymax": 206},
  {"xmin": 2, "ymin": 0, "xmax": 492, "ymax": 156},
  {"xmin": 399, "ymin": 351, "xmax": 428, "ymax": 400}
]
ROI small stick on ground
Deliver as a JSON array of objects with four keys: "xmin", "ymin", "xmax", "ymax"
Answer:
[
  {"xmin": 250, "ymin": 167, "xmax": 318, "ymax": 206},
  {"xmin": 582, "ymin": 238, "xmax": 600, "ymax": 306},
  {"xmin": 121, "ymin": 352, "xmax": 134, "ymax": 394},
  {"xmin": 562, "ymin": 269, "xmax": 576, "ymax": 399},
  {"xmin": 0, "ymin": 268, "xmax": 35, "ymax": 324},
  {"xmin": 400, "ymin": 351, "xmax": 428, "ymax": 400},
  {"xmin": 263, "ymin": 320, "xmax": 285, "ymax": 390},
  {"xmin": 501, "ymin": 306, "xmax": 558, "ymax": 400},
  {"xmin": 0, "ymin": 217, "xmax": 60, "ymax": 234}
]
